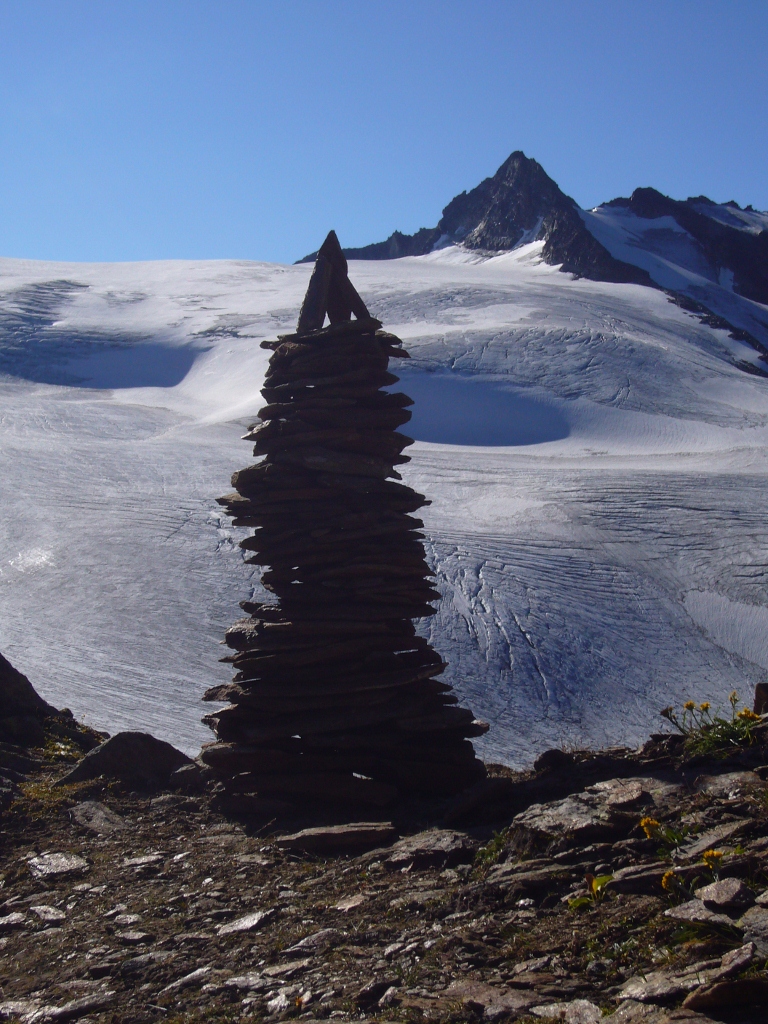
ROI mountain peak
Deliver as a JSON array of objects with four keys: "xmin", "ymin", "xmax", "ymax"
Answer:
[{"xmin": 299, "ymin": 150, "xmax": 650, "ymax": 288}]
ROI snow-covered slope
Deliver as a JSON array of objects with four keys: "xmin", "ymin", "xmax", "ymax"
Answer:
[{"xmin": 3, "ymin": 247, "xmax": 768, "ymax": 764}]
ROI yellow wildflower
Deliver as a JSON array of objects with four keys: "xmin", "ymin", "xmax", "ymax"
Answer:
[
  {"xmin": 661, "ymin": 870, "xmax": 676, "ymax": 892},
  {"xmin": 737, "ymin": 708, "xmax": 760, "ymax": 721},
  {"xmin": 699, "ymin": 702, "xmax": 710, "ymax": 711},
  {"xmin": 640, "ymin": 816, "xmax": 660, "ymax": 839},
  {"xmin": 684, "ymin": 701, "xmax": 696, "ymax": 710},
  {"xmin": 702, "ymin": 849, "xmax": 723, "ymax": 869},
  {"xmin": 729, "ymin": 690, "xmax": 739, "ymax": 705}
]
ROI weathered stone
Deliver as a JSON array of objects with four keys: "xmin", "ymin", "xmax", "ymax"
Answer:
[
  {"xmin": 385, "ymin": 829, "xmax": 477, "ymax": 869},
  {"xmin": 224, "ymin": 972, "xmax": 267, "ymax": 992},
  {"xmin": 57, "ymin": 731, "xmax": 191, "ymax": 790},
  {"xmin": 216, "ymin": 908, "xmax": 275, "ymax": 936},
  {"xmin": 664, "ymin": 899, "xmax": 740, "ymax": 928},
  {"xmin": 117, "ymin": 930, "xmax": 153, "ymax": 944},
  {"xmin": 334, "ymin": 894, "xmax": 366, "ymax": 911},
  {"xmin": 0, "ymin": 912, "xmax": 26, "ymax": 931},
  {"xmin": 285, "ymin": 928, "xmax": 342, "ymax": 953},
  {"xmin": 679, "ymin": 820, "xmax": 750, "ymax": 859},
  {"xmin": 355, "ymin": 977, "xmax": 399, "ymax": 1008},
  {"xmin": 30, "ymin": 905, "xmax": 66, "ymax": 926},
  {"xmin": 444, "ymin": 980, "xmax": 538, "ymax": 1019},
  {"xmin": 607, "ymin": 1000, "xmax": 708, "ymax": 1023},
  {"xmin": 113, "ymin": 913, "xmax": 142, "ymax": 927},
  {"xmin": 69, "ymin": 801, "xmax": 126, "ymax": 834},
  {"xmin": 266, "ymin": 991, "xmax": 292, "ymax": 1014},
  {"xmin": 615, "ymin": 944, "xmax": 754, "ymax": 1009},
  {"xmin": 738, "ymin": 904, "xmax": 768, "ymax": 954},
  {"xmin": 123, "ymin": 854, "xmax": 164, "ymax": 868},
  {"xmin": 0, "ymin": 999, "xmax": 42, "ymax": 1020},
  {"xmin": 683, "ymin": 977, "xmax": 768, "ymax": 1012},
  {"xmin": 263, "ymin": 958, "xmax": 310, "ymax": 978},
  {"xmin": 158, "ymin": 967, "xmax": 212, "ymax": 996},
  {"xmin": 716, "ymin": 941, "xmax": 756, "ymax": 977},
  {"xmin": 510, "ymin": 795, "xmax": 620, "ymax": 849},
  {"xmin": 485, "ymin": 861, "xmax": 573, "ymax": 892},
  {"xmin": 275, "ymin": 822, "xmax": 397, "ymax": 854},
  {"xmin": 28, "ymin": 853, "xmax": 89, "ymax": 879},
  {"xmin": 28, "ymin": 991, "xmax": 117, "ymax": 1021},
  {"xmin": 586, "ymin": 778, "xmax": 651, "ymax": 808},
  {"xmin": 531, "ymin": 999, "xmax": 602, "ymax": 1023},
  {"xmin": 619, "ymin": 961, "xmax": 723, "ymax": 1003},
  {"xmin": 694, "ymin": 877, "xmax": 754, "ymax": 911},
  {"xmin": 119, "ymin": 951, "xmax": 172, "ymax": 977},
  {"xmin": 695, "ymin": 771, "xmax": 762, "ymax": 800},
  {"xmin": 611, "ymin": 862, "xmax": 670, "ymax": 895}
]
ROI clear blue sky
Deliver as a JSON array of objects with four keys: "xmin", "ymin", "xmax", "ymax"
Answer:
[{"xmin": 0, "ymin": 0, "xmax": 766, "ymax": 264}]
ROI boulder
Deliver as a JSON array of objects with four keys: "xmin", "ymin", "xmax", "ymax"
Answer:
[{"xmin": 56, "ymin": 731, "xmax": 192, "ymax": 790}]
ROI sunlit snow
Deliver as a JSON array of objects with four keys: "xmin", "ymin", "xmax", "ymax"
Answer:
[{"xmin": 2, "ymin": 245, "xmax": 768, "ymax": 765}]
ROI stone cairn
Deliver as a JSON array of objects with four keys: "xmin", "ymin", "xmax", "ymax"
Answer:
[{"xmin": 201, "ymin": 232, "xmax": 488, "ymax": 811}]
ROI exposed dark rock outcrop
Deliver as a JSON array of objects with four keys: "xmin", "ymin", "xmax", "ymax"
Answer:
[
  {"xmin": 57, "ymin": 731, "xmax": 192, "ymax": 791},
  {"xmin": 0, "ymin": 650, "xmax": 106, "ymax": 809},
  {"xmin": 606, "ymin": 187, "xmax": 768, "ymax": 306},
  {"xmin": 0, "ymin": 651, "xmax": 59, "ymax": 746}
]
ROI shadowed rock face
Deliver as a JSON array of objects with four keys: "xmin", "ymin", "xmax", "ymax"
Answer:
[
  {"xmin": 0, "ymin": 652, "xmax": 59, "ymax": 720},
  {"xmin": 0, "ymin": 651, "xmax": 60, "ymax": 746}
]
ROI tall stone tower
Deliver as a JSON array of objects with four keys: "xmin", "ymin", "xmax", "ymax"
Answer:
[{"xmin": 202, "ymin": 232, "xmax": 487, "ymax": 811}]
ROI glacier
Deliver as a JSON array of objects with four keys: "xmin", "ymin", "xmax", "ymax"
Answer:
[{"xmin": 2, "ymin": 243, "xmax": 768, "ymax": 765}]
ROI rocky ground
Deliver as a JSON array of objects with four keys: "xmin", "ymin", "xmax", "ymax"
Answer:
[{"xmin": 0, "ymin": 718, "xmax": 767, "ymax": 1024}]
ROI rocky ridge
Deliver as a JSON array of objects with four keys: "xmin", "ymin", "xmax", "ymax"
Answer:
[{"xmin": 1, "ymin": 668, "xmax": 767, "ymax": 1023}]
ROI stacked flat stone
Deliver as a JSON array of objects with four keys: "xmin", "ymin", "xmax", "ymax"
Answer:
[{"xmin": 202, "ymin": 232, "xmax": 487, "ymax": 809}]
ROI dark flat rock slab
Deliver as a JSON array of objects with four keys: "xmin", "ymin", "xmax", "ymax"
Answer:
[{"xmin": 275, "ymin": 822, "xmax": 397, "ymax": 854}]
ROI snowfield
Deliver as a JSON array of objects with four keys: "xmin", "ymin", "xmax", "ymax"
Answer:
[{"xmin": 2, "ymin": 243, "xmax": 768, "ymax": 764}]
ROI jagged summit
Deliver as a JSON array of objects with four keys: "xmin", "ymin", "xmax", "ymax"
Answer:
[{"xmin": 299, "ymin": 151, "xmax": 650, "ymax": 287}]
